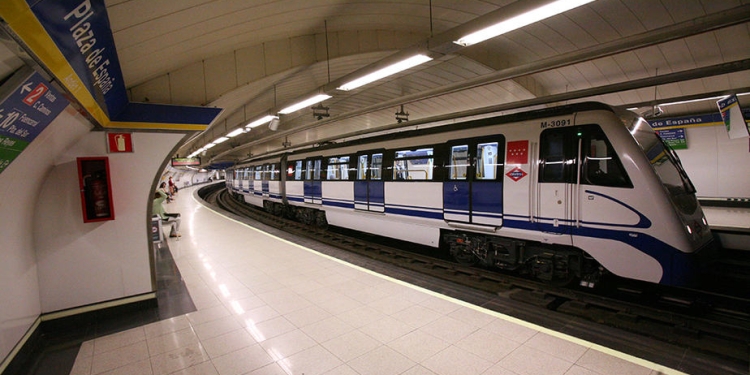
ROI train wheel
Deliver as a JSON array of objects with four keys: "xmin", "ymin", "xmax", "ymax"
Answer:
[
  {"xmin": 299, "ymin": 209, "xmax": 314, "ymax": 225},
  {"xmin": 315, "ymin": 211, "xmax": 328, "ymax": 229},
  {"xmin": 452, "ymin": 250, "xmax": 478, "ymax": 265}
]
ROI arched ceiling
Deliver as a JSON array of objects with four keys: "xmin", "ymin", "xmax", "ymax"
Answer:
[{"xmin": 3, "ymin": 0, "xmax": 750, "ymax": 166}]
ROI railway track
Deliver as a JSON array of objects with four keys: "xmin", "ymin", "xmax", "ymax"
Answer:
[{"xmin": 199, "ymin": 185, "xmax": 750, "ymax": 372}]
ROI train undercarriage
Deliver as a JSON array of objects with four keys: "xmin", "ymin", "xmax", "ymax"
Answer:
[{"xmin": 442, "ymin": 231, "xmax": 605, "ymax": 287}]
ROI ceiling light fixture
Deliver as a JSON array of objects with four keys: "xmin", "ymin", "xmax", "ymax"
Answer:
[
  {"xmin": 213, "ymin": 137, "xmax": 229, "ymax": 144},
  {"xmin": 337, "ymin": 54, "xmax": 433, "ymax": 91},
  {"xmin": 454, "ymin": 0, "xmax": 596, "ymax": 46},
  {"xmin": 245, "ymin": 115, "xmax": 277, "ymax": 129},
  {"xmin": 203, "ymin": 143, "xmax": 217, "ymax": 149},
  {"xmin": 226, "ymin": 128, "xmax": 244, "ymax": 137},
  {"xmin": 279, "ymin": 94, "xmax": 331, "ymax": 114}
]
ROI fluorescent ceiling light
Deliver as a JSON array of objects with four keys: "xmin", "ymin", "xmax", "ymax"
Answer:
[
  {"xmin": 246, "ymin": 115, "xmax": 277, "ymax": 129},
  {"xmin": 204, "ymin": 143, "xmax": 216, "ymax": 149},
  {"xmin": 337, "ymin": 54, "xmax": 433, "ymax": 91},
  {"xmin": 213, "ymin": 137, "xmax": 229, "ymax": 144},
  {"xmin": 279, "ymin": 94, "xmax": 332, "ymax": 114},
  {"xmin": 226, "ymin": 128, "xmax": 244, "ymax": 137},
  {"xmin": 454, "ymin": 0, "xmax": 596, "ymax": 46}
]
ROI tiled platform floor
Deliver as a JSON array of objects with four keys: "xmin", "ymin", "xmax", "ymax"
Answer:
[{"xmin": 68, "ymin": 185, "xmax": 685, "ymax": 375}]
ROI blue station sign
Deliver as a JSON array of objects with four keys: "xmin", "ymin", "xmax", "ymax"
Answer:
[
  {"xmin": 0, "ymin": 67, "xmax": 68, "ymax": 173},
  {"xmin": 0, "ymin": 0, "xmax": 222, "ymax": 130}
]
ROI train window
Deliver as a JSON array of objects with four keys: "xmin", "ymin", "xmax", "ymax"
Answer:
[
  {"xmin": 295, "ymin": 161, "xmax": 303, "ymax": 180},
  {"xmin": 449, "ymin": 145, "xmax": 469, "ymax": 180},
  {"xmin": 269, "ymin": 164, "xmax": 280, "ymax": 181},
  {"xmin": 327, "ymin": 156, "xmax": 350, "ymax": 180},
  {"xmin": 254, "ymin": 166, "xmax": 263, "ymax": 180},
  {"xmin": 476, "ymin": 142, "xmax": 499, "ymax": 180},
  {"xmin": 371, "ymin": 153, "xmax": 383, "ymax": 180},
  {"xmin": 393, "ymin": 148, "xmax": 434, "ymax": 180},
  {"xmin": 287, "ymin": 161, "xmax": 302, "ymax": 180},
  {"xmin": 581, "ymin": 127, "xmax": 632, "ymax": 188},
  {"xmin": 539, "ymin": 130, "xmax": 576, "ymax": 183},
  {"xmin": 540, "ymin": 125, "xmax": 631, "ymax": 187},
  {"xmin": 357, "ymin": 155, "xmax": 368, "ymax": 180}
]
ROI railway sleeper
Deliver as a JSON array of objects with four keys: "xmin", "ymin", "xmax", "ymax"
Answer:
[{"xmin": 442, "ymin": 230, "xmax": 604, "ymax": 287}]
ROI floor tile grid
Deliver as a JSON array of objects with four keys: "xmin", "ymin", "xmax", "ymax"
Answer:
[{"xmin": 69, "ymin": 187, "xmax": 686, "ymax": 375}]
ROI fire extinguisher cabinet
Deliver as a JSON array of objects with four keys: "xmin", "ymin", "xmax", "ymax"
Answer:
[{"xmin": 77, "ymin": 157, "xmax": 115, "ymax": 222}]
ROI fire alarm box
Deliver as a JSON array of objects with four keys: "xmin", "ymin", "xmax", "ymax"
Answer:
[{"xmin": 77, "ymin": 157, "xmax": 115, "ymax": 222}]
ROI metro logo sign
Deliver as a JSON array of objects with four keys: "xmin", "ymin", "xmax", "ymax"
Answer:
[
  {"xmin": 22, "ymin": 83, "xmax": 49, "ymax": 106},
  {"xmin": 506, "ymin": 167, "xmax": 527, "ymax": 182}
]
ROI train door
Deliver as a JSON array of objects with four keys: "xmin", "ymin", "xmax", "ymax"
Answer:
[
  {"xmin": 443, "ymin": 137, "xmax": 504, "ymax": 226},
  {"xmin": 262, "ymin": 164, "xmax": 272, "ymax": 198},
  {"xmin": 304, "ymin": 158, "xmax": 323, "ymax": 204},
  {"xmin": 536, "ymin": 125, "xmax": 635, "ymax": 240},
  {"xmin": 253, "ymin": 166, "xmax": 263, "ymax": 196},
  {"xmin": 354, "ymin": 151, "xmax": 384, "ymax": 212},
  {"xmin": 536, "ymin": 128, "xmax": 576, "ymax": 238}
]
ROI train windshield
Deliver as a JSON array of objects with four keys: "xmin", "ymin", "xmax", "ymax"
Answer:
[{"xmin": 628, "ymin": 117, "xmax": 698, "ymax": 214}]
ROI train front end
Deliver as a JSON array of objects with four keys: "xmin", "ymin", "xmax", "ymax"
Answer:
[{"xmin": 626, "ymin": 115, "xmax": 716, "ymax": 287}]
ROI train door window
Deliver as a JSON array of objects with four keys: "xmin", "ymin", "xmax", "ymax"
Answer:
[
  {"xmin": 475, "ymin": 142, "xmax": 499, "ymax": 180},
  {"xmin": 371, "ymin": 153, "xmax": 383, "ymax": 180},
  {"xmin": 305, "ymin": 160, "xmax": 313, "ymax": 180},
  {"xmin": 448, "ymin": 145, "xmax": 469, "ymax": 180},
  {"xmin": 539, "ymin": 130, "xmax": 576, "ymax": 183},
  {"xmin": 357, "ymin": 155, "xmax": 368, "ymax": 180},
  {"xmin": 580, "ymin": 126, "xmax": 632, "ymax": 188},
  {"xmin": 313, "ymin": 159, "xmax": 322, "ymax": 180},
  {"xmin": 254, "ymin": 166, "xmax": 263, "ymax": 180},
  {"xmin": 393, "ymin": 148, "xmax": 434, "ymax": 180}
]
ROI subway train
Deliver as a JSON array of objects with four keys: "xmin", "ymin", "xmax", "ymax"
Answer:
[{"xmin": 225, "ymin": 102, "xmax": 715, "ymax": 287}]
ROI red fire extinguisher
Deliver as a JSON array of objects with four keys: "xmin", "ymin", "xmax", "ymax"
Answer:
[{"xmin": 90, "ymin": 172, "xmax": 110, "ymax": 217}]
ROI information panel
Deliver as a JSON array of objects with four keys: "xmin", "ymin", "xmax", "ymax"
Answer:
[{"xmin": 0, "ymin": 67, "xmax": 68, "ymax": 174}]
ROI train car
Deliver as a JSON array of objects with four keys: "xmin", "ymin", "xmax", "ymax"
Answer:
[{"xmin": 227, "ymin": 102, "xmax": 715, "ymax": 287}]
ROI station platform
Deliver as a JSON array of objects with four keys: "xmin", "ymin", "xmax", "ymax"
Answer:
[
  {"xmin": 69, "ymin": 184, "xmax": 687, "ymax": 375},
  {"xmin": 702, "ymin": 205, "xmax": 750, "ymax": 251}
]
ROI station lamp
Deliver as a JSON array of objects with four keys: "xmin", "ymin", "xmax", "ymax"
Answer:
[
  {"xmin": 213, "ymin": 137, "xmax": 229, "ymax": 144},
  {"xmin": 226, "ymin": 128, "xmax": 244, "ymax": 137},
  {"xmin": 279, "ymin": 94, "xmax": 331, "ymax": 114},
  {"xmin": 245, "ymin": 115, "xmax": 278, "ymax": 130},
  {"xmin": 337, "ymin": 54, "xmax": 432, "ymax": 91},
  {"xmin": 454, "ymin": 0, "xmax": 596, "ymax": 46}
]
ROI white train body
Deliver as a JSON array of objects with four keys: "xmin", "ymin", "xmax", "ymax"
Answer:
[{"xmin": 226, "ymin": 103, "xmax": 714, "ymax": 287}]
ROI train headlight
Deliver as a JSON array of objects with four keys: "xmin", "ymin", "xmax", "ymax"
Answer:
[
  {"xmin": 702, "ymin": 216, "xmax": 708, "ymax": 226},
  {"xmin": 685, "ymin": 225, "xmax": 692, "ymax": 234}
]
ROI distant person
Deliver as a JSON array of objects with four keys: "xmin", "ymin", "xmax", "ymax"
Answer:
[
  {"xmin": 168, "ymin": 176, "xmax": 176, "ymax": 195},
  {"xmin": 153, "ymin": 186, "xmax": 181, "ymax": 237},
  {"xmin": 160, "ymin": 181, "xmax": 172, "ymax": 202}
]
